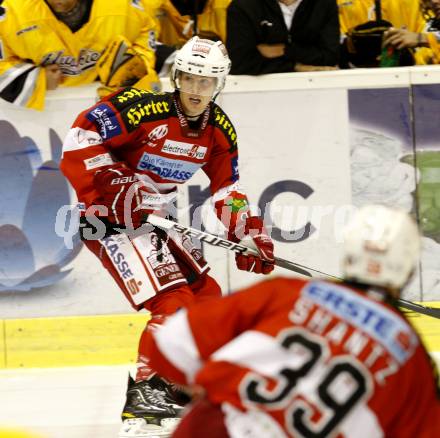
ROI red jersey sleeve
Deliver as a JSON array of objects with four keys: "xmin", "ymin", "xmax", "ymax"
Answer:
[
  {"xmin": 202, "ymin": 105, "xmax": 240, "ymax": 195},
  {"xmin": 203, "ymin": 105, "xmax": 252, "ymax": 240},
  {"xmin": 384, "ymin": 346, "xmax": 440, "ymax": 437},
  {"xmin": 60, "ymin": 99, "xmax": 128, "ymax": 207}
]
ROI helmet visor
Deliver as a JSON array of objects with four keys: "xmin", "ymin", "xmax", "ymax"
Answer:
[{"xmin": 175, "ymin": 71, "xmax": 218, "ymax": 97}]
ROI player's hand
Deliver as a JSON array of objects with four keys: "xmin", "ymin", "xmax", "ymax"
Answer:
[
  {"xmin": 93, "ymin": 163, "xmax": 154, "ymax": 228},
  {"xmin": 383, "ymin": 27, "xmax": 422, "ymax": 49},
  {"xmin": 45, "ymin": 64, "xmax": 63, "ymax": 90},
  {"xmin": 257, "ymin": 43, "xmax": 285, "ymax": 58},
  {"xmin": 235, "ymin": 216, "xmax": 275, "ymax": 275}
]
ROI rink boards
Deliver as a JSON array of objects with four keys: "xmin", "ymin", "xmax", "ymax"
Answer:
[{"xmin": 0, "ymin": 307, "xmax": 439, "ymax": 368}]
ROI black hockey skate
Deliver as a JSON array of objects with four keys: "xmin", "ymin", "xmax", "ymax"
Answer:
[
  {"xmin": 121, "ymin": 374, "xmax": 185, "ymax": 423},
  {"xmin": 120, "ymin": 375, "xmax": 184, "ymax": 437},
  {"xmin": 147, "ymin": 374, "xmax": 190, "ymax": 414}
]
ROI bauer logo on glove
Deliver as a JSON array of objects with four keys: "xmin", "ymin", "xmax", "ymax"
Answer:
[
  {"xmin": 94, "ymin": 163, "xmax": 154, "ymax": 229},
  {"xmin": 110, "ymin": 175, "xmax": 138, "ymax": 185}
]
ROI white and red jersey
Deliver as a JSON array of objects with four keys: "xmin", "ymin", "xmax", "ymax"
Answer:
[
  {"xmin": 60, "ymin": 87, "xmax": 249, "ymax": 234},
  {"xmin": 60, "ymin": 87, "xmax": 250, "ymax": 308},
  {"xmin": 145, "ymin": 277, "xmax": 440, "ymax": 438}
]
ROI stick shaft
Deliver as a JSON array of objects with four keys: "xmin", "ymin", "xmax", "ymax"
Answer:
[
  {"xmin": 147, "ymin": 215, "xmax": 312, "ymax": 277},
  {"xmin": 146, "ymin": 215, "xmax": 440, "ymax": 319}
]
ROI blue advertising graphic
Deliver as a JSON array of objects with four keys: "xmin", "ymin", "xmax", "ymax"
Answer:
[{"xmin": 0, "ymin": 121, "xmax": 82, "ymax": 292}]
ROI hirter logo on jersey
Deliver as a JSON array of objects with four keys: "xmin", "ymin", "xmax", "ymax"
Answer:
[
  {"xmin": 86, "ymin": 104, "xmax": 122, "ymax": 140},
  {"xmin": 161, "ymin": 140, "xmax": 207, "ymax": 160}
]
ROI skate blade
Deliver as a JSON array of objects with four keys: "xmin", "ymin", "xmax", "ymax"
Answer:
[{"xmin": 119, "ymin": 418, "xmax": 177, "ymax": 438}]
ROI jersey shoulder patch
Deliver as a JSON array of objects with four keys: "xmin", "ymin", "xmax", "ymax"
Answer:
[
  {"xmin": 85, "ymin": 102, "xmax": 123, "ymax": 140},
  {"xmin": 113, "ymin": 89, "xmax": 173, "ymax": 131},
  {"xmin": 212, "ymin": 104, "xmax": 238, "ymax": 152}
]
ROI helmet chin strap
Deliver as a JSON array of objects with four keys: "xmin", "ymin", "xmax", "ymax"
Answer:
[{"xmin": 173, "ymin": 93, "xmax": 211, "ymax": 138}]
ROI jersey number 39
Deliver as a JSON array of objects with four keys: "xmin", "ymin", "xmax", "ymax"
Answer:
[{"xmin": 239, "ymin": 328, "xmax": 372, "ymax": 438}]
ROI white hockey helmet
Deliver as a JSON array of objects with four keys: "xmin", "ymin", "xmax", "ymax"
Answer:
[
  {"xmin": 342, "ymin": 205, "xmax": 420, "ymax": 289},
  {"xmin": 171, "ymin": 36, "xmax": 231, "ymax": 97}
]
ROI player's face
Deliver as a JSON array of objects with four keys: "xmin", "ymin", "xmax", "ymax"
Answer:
[
  {"xmin": 45, "ymin": 0, "xmax": 79, "ymax": 13},
  {"xmin": 177, "ymin": 72, "xmax": 217, "ymax": 117}
]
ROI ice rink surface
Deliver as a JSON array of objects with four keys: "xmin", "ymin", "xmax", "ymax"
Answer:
[
  {"xmin": 0, "ymin": 365, "xmax": 133, "ymax": 438},
  {"xmin": 2, "ymin": 355, "xmax": 440, "ymax": 438}
]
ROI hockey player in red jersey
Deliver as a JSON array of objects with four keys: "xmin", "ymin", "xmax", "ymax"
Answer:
[
  {"xmin": 144, "ymin": 205, "xmax": 440, "ymax": 438},
  {"xmin": 60, "ymin": 36, "xmax": 274, "ymax": 436}
]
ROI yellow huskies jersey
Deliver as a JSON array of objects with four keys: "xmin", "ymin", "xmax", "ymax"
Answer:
[
  {"xmin": 338, "ymin": 0, "xmax": 434, "ymax": 64},
  {"xmin": 338, "ymin": 0, "xmax": 426, "ymax": 36},
  {"xmin": 0, "ymin": 0, "xmax": 158, "ymax": 110},
  {"xmin": 146, "ymin": 0, "xmax": 231, "ymax": 44}
]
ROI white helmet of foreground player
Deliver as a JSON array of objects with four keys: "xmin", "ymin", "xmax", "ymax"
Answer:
[
  {"xmin": 171, "ymin": 36, "xmax": 231, "ymax": 98},
  {"xmin": 342, "ymin": 205, "xmax": 420, "ymax": 290}
]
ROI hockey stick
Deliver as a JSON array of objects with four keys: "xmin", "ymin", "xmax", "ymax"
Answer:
[
  {"xmin": 396, "ymin": 299, "xmax": 440, "ymax": 319},
  {"xmin": 146, "ymin": 215, "xmax": 313, "ymax": 278},
  {"xmin": 145, "ymin": 215, "xmax": 440, "ymax": 319}
]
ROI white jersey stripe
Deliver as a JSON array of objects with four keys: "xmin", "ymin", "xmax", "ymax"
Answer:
[
  {"xmin": 62, "ymin": 127, "xmax": 105, "ymax": 155},
  {"xmin": 222, "ymin": 402, "xmax": 288, "ymax": 438},
  {"xmin": 0, "ymin": 62, "xmax": 35, "ymax": 91},
  {"xmin": 339, "ymin": 401, "xmax": 384, "ymax": 437},
  {"xmin": 14, "ymin": 66, "xmax": 39, "ymax": 106},
  {"xmin": 154, "ymin": 309, "xmax": 202, "ymax": 383},
  {"xmin": 212, "ymin": 330, "xmax": 302, "ymax": 377}
]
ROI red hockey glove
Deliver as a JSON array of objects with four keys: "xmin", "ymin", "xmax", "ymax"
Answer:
[
  {"xmin": 93, "ymin": 163, "xmax": 152, "ymax": 228},
  {"xmin": 235, "ymin": 216, "xmax": 275, "ymax": 275}
]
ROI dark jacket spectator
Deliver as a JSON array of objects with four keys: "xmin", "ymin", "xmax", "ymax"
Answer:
[{"xmin": 226, "ymin": 0, "xmax": 340, "ymax": 74}]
